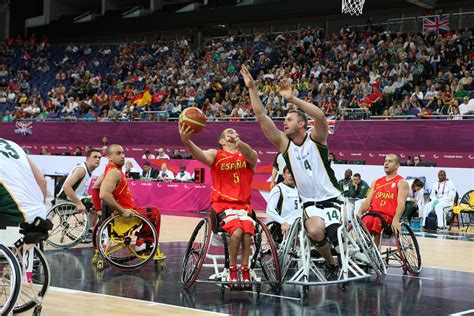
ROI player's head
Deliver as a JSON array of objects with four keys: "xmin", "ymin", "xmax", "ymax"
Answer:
[
  {"xmin": 86, "ymin": 148, "xmax": 101, "ymax": 169},
  {"xmin": 383, "ymin": 154, "xmax": 400, "ymax": 175},
  {"xmin": 218, "ymin": 128, "xmax": 239, "ymax": 150},
  {"xmin": 282, "ymin": 166, "xmax": 295, "ymax": 187},
  {"xmin": 412, "ymin": 178, "xmax": 424, "ymax": 192},
  {"xmin": 107, "ymin": 144, "xmax": 125, "ymax": 167},
  {"xmin": 284, "ymin": 110, "xmax": 307, "ymax": 138}
]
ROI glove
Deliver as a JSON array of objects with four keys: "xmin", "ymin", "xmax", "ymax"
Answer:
[
  {"xmin": 432, "ymin": 199, "xmax": 439, "ymax": 207},
  {"xmin": 91, "ymin": 188, "xmax": 102, "ymax": 211}
]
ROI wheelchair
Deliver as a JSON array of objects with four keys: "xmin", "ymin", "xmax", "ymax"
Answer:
[
  {"xmin": 276, "ymin": 204, "xmax": 386, "ymax": 292},
  {"xmin": 361, "ymin": 212, "xmax": 422, "ymax": 276},
  {"xmin": 91, "ymin": 207, "xmax": 166, "ymax": 271},
  {"xmin": 181, "ymin": 210, "xmax": 281, "ymax": 296},
  {"xmin": 0, "ymin": 218, "xmax": 52, "ymax": 316},
  {"xmin": 46, "ymin": 197, "xmax": 92, "ymax": 248}
]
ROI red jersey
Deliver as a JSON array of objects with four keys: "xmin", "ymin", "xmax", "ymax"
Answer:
[
  {"xmin": 104, "ymin": 163, "xmax": 137, "ymax": 210},
  {"xmin": 210, "ymin": 150, "xmax": 254, "ymax": 213},
  {"xmin": 370, "ymin": 175, "xmax": 404, "ymax": 217}
]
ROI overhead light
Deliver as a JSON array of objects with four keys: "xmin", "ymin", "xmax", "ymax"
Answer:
[{"xmin": 406, "ymin": 0, "xmax": 436, "ymax": 9}]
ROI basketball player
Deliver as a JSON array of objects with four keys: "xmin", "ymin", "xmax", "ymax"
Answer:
[
  {"xmin": 266, "ymin": 166, "xmax": 301, "ymax": 236},
  {"xmin": 57, "ymin": 148, "xmax": 101, "ymax": 241},
  {"xmin": 0, "ymin": 138, "xmax": 47, "ymax": 226},
  {"xmin": 241, "ymin": 65, "xmax": 341, "ymax": 279},
  {"xmin": 178, "ymin": 123, "xmax": 258, "ymax": 284},
  {"xmin": 359, "ymin": 154, "xmax": 409, "ymax": 246}
]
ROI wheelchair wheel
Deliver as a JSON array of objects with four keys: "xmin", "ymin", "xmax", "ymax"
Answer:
[
  {"xmin": 396, "ymin": 222, "xmax": 422, "ymax": 276},
  {"xmin": 0, "ymin": 244, "xmax": 21, "ymax": 316},
  {"xmin": 97, "ymin": 214, "xmax": 158, "ymax": 270},
  {"xmin": 352, "ymin": 215, "xmax": 386, "ymax": 279},
  {"xmin": 46, "ymin": 202, "xmax": 89, "ymax": 248},
  {"xmin": 181, "ymin": 218, "xmax": 211, "ymax": 289},
  {"xmin": 255, "ymin": 218, "xmax": 281, "ymax": 289},
  {"xmin": 266, "ymin": 221, "xmax": 284, "ymax": 251},
  {"xmin": 14, "ymin": 247, "xmax": 50, "ymax": 314},
  {"xmin": 280, "ymin": 217, "xmax": 302, "ymax": 281}
]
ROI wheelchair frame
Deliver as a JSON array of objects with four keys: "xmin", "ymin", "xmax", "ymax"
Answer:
[{"xmin": 181, "ymin": 215, "xmax": 281, "ymax": 295}]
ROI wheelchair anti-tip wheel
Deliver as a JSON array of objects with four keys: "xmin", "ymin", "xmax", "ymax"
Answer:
[
  {"xmin": 396, "ymin": 222, "xmax": 422, "ymax": 276},
  {"xmin": 96, "ymin": 213, "xmax": 158, "ymax": 270},
  {"xmin": 0, "ymin": 244, "xmax": 21, "ymax": 316},
  {"xmin": 46, "ymin": 202, "xmax": 89, "ymax": 248},
  {"xmin": 181, "ymin": 218, "xmax": 211, "ymax": 289}
]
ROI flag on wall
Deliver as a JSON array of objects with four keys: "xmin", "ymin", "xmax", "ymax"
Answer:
[
  {"xmin": 307, "ymin": 116, "xmax": 336, "ymax": 134},
  {"xmin": 422, "ymin": 15, "xmax": 450, "ymax": 33},
  {"xmin": 14, "ymin": 121, "xmax": 33, "ymax": 136}
]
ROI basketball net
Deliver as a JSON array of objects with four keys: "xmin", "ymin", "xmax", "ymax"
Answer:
[{"xmin": 341, "ymin": 0, "xmax": 365, "ymax": 16}]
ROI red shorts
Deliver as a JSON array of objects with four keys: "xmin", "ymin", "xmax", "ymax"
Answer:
[
  {"xmin": 362, "ymin": 212, "xmax": 392, "ymax": 235},
  {"xmin": 212, "ymin": 203, "xmax": 255, "ymax": 236}
]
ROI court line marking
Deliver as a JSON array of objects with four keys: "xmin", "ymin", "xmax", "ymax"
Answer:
[
  {"xmin": 243, "ymin": 290, "xmax": 301, "ymax": 301},
  {"xmin": 385, "ymin": 273, "xmax": 434, "ymax": 280},
  {"xmin": 449, "ymin": 309, "xmax": 474, "ymax": 316},
  {"xmin": 49, "ymin": 286, "xmax": 228, "ymax": 315}
]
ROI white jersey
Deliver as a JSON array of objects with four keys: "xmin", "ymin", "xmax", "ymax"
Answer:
[
  {"xmin": 0, "ymin": 139, "xmax": 45, "ymax": 224},
  {"xmin": 283, "ymin": 132, "xmax": 341, "ymax": 202},
  {"xmin": 266, "ymin": 182, "xmax": 301, "ymax": 225},
  {"xmin": 57, "ymin": 162, "xmax": 92, "ymax": 200}
]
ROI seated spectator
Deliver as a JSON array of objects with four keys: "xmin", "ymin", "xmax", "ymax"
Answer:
[
  {"xmin": 348, "ymin": 173, "xmax": 370, "ymax": 199},
  {"xmin": 170, "ymin": 148, "xmax": 183, "ymax": 159},
  {"xmin": 459, "ymin": 97, "xmax": 474, "ymax": 115},
  {"xmin": 124, "ymin": 161, "xmax": 139, "ymax": 178},
  {"xmin": 175, "ymin": 165, "xmax": 193, "ymax": 182},
  {"xmin": 73, "ymin": 146, "xmax": 83, "ymax": 156},
  {"xmin": 41, "ymin": 147, "xmax": 50, "ymax": 155},
  {"xmin": 141, "ymin": 162, "xmax": 159, "ymax": 179},
  {"xmin": 338, "ymin": 169, "xmax": 353, "ymax": 197},
  {"xmin": 142, "ymin": 149, "xmax": 156, "ymax": 159},
  {"xmin": 158, "ymin": 163, "xmax": 175, "ymax": 182},
  {"xmin": 328, "ymin": 152, "xmax": 336, "ymax": 165},
  {"xmin": 156, "ymin": 148, "xmax": 170, "ymax": 160}
]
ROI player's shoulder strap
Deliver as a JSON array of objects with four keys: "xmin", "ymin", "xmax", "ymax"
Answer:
[{"xmin": 276, "ymin": 184, "xmax": 284, "ymax": 215}]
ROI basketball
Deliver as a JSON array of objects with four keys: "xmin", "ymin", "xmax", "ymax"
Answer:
[{"xmin": 179, "ymin": 107, "xmax": 206, "ymax": 133}]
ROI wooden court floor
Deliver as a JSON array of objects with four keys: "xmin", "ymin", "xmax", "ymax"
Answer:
[{"xmin": 19, "ymin": 214, "xmax": 474, "ymax": 315}]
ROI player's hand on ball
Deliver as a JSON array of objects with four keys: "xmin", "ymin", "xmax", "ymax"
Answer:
[{"xmin": 179, "ymin": 123, "xmax": 194, "ymax": 142}]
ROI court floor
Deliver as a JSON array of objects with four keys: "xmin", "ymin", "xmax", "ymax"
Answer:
[{"xmin": 21, "ymin": 215, "xmax": 474, "ymax": 315}]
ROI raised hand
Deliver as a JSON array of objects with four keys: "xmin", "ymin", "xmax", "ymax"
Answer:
[
  {"xmin": 240, "ymin": 65, "xmax": 255, "ymax": 89},
  {"xmin": 178, "ymin": 122, "xmax": 194, "ymax": 143},
  {"xmin": 278, "ymin": 79, "xmax": 294, "ymax": 101}
]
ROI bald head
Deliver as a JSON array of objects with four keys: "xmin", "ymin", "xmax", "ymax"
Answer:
[{"xmin": 107, "ymin": 144, "xmax": 125, "ymax": 167}]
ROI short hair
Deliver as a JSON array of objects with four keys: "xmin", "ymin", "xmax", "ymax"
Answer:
[
  {"xmin": 107, "ymin": 144, "xmax": 121, "ymax": 155},
  {"xmin": 283, "ymin": 166, "xmax": 289, "ymax": 173},
  {"xmin": 413, "ymin": 178, "xmax": 424, "ymax": 188},
  {"xmin": 353, "ymin": 173, "xmax": 361, "ymax": 178},
  {"xmin": 144, "ymin": 162, "xmax": 151, "ymax": 166},
  {"xmin": 387, "ymin": 154, "xmax": 400, "ymax": 164},
  {"xmin": 287, "ymin": 109, "xmax": 308, "ymax": 129},
  {"xmin": 86, "ymin": 148, "xmax": 100, "ymax": 157}
]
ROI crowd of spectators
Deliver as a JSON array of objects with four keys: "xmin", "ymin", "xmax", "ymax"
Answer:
[{"xmin": 0, "ymin": 25, "xmax": 472, "ymax": 123}]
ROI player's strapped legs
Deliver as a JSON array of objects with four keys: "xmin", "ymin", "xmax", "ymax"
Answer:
[
  {"xmin": 362, "ymin": 211, "xmax": 393, "ymax": 235},
  {"xmin": 219, "ymin": 209, "xmax": 256, "ymax": 236}
]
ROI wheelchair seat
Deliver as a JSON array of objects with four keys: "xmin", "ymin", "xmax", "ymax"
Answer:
[
  {"xmin": 20, "ymin": 217, "xmax": 53, "ymax": 245},
  {"xmin": 362, "ymin": 211, "xmax": 393, "ymax": 237},
  {"xmin": 210, "ymin": 208, "xmax": 258, "ymax": 235}
]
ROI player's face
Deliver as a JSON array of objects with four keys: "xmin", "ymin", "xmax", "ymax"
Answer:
[
  {"xmin": 221, "ymin": 128, "xmax": 240, "ymax": 148},
  {"xmin": 283, "ymin": 113, "xmax": 301, "ymax": 137},
  {"xmin": 87, "ymin": 151, "xmax": 101, "ymax": 168},
  {"xmin": 283, "ymin": 169, "xmax": 295, "ymax": 186},
  {"xmin": 383, "ymin": 155, "xmax": 399, "ymax": 174},
  {"xmin": 109, "ymin": 146, "xmax": 125, "ymax": 167}
]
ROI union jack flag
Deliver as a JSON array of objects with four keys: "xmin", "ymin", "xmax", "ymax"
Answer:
[
  {"xmin": 14, "ymin": 121, "xmax": 33, "ymax": 136},
  {"xmin": 422, "ymin": 15, "xmax": 450, "ymax": 33},
  {"xmin": 307, "ymin": 116, "xmax": 336, "ymax": 134}
]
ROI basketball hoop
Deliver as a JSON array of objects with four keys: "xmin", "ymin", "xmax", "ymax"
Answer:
[{"xmin": 342, "ymin": 0, "xmax": 365, "ymax": 16}]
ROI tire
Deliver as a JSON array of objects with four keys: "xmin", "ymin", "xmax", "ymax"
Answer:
[
  {"xmin": 46, "ymin": 202, "xmax": 89, "ymax": 249},
  {"xmin": 396, "ymin": 222, "xmax": 422, "ymax": 276},
  {"xmin": 255, "ymin": 218, "xmax": 281, "ymax": 289},
  {"xmin": 0, "ymin": 244, "xmax": 21, "ymax": 315}
]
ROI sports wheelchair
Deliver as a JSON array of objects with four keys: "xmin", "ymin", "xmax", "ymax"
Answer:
[
  {"xmin": 0, "ymin": 218, "xmax": 52, "ymax": 316},
  {"xmin": 92, "ymin": 206, "xmax": 166, "ymax": 271},
  {"xmin": 181, "ymin": 210, "xmax": 280, "ymax": 295},
  {"xmin": 361, "ymin": 212, "xmax": 422, "ymax": 276},
  {"xmin": 46, "ymin": 197, "xmax": 93, "ymax": 248},
  {"xmin": 273, "ymin": 205, "xmax": 386, "ymax": 292}
]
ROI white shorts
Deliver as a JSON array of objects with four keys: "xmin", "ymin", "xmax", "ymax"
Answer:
[{"xmin": 302, "ymin": 197, "xmax": 343, "ymax": 228}]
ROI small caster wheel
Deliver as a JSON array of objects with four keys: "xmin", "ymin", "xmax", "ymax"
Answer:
[
  {"xmin": 303, "ymin": 285, "xmax": 309, "ymax": 295},
  {"xmin": 33, "ymin": 305, "xmax": 42, "ymax": 316},
  {"xmin": 97, "ymin": 260, "xmax": 104, "ymax": 271},
  {"xmin": 92, "ymin": 254, "xmax": 98, "ymax": 265},
  {"xmin": 341, "ymin": 283, "xmax": 348, "ymax": 292}
]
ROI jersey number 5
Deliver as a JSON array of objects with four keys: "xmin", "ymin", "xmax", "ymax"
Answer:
[
  {"xmin": 233, "ymin": 172, "xmax": 240, "ymax": 184},
  {"xmin": 0, "ymin": 140, "xmax": 20, "ymax": 160}
]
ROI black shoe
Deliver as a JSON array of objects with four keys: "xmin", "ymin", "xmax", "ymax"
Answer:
[
  {"xmin": 325, "ymin": 264, "xmax": 339, "ymax": 281},
  {"xmin": 81, "ymin": 232, "xmax": 93, "ymax": 243}
]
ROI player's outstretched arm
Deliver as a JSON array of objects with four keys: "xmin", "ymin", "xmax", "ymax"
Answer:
[
  {"xmin": 278, "ymin": 79, "xmax": 329, "ymax": 145},
  {"xmin": 179, "ymin": 123, "xmax": 217, "ymax": 167},
  {"xmin": 240, "ymin": 65, "xmax": 288, "ymax": 153}
]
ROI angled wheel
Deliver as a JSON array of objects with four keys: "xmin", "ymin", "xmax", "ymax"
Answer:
[
  {"xmin": 97, "ymin": 213, "xmax": 158, "ymax": 270},
  {"xmin": 13, "ymin": 247, "xmax": 50, "ymax": 314},
  {"xmin": 181, "ymin": 218, "xmax": 211, "ymax": 289},
  {"xmin": 352, "ymin": 215, "xmax": 387, "ymax": 279},
  {"xmin": 396, "ymin": 222, "xmax": 422, "ymax": 276},
  {"xmin": 0, "ymin": 244, "xmax": 21, "ymax": 315},
  {"xmin": 279, "ymin": 217, "xmax": 302, "ymax": 281},
  {"xmin": 255, "ymin": 218, "xmax": 281, "ymax": 289},
  {"xmin": 46, "ymin": 202, "xmax": 89, "ymax": 248}
]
